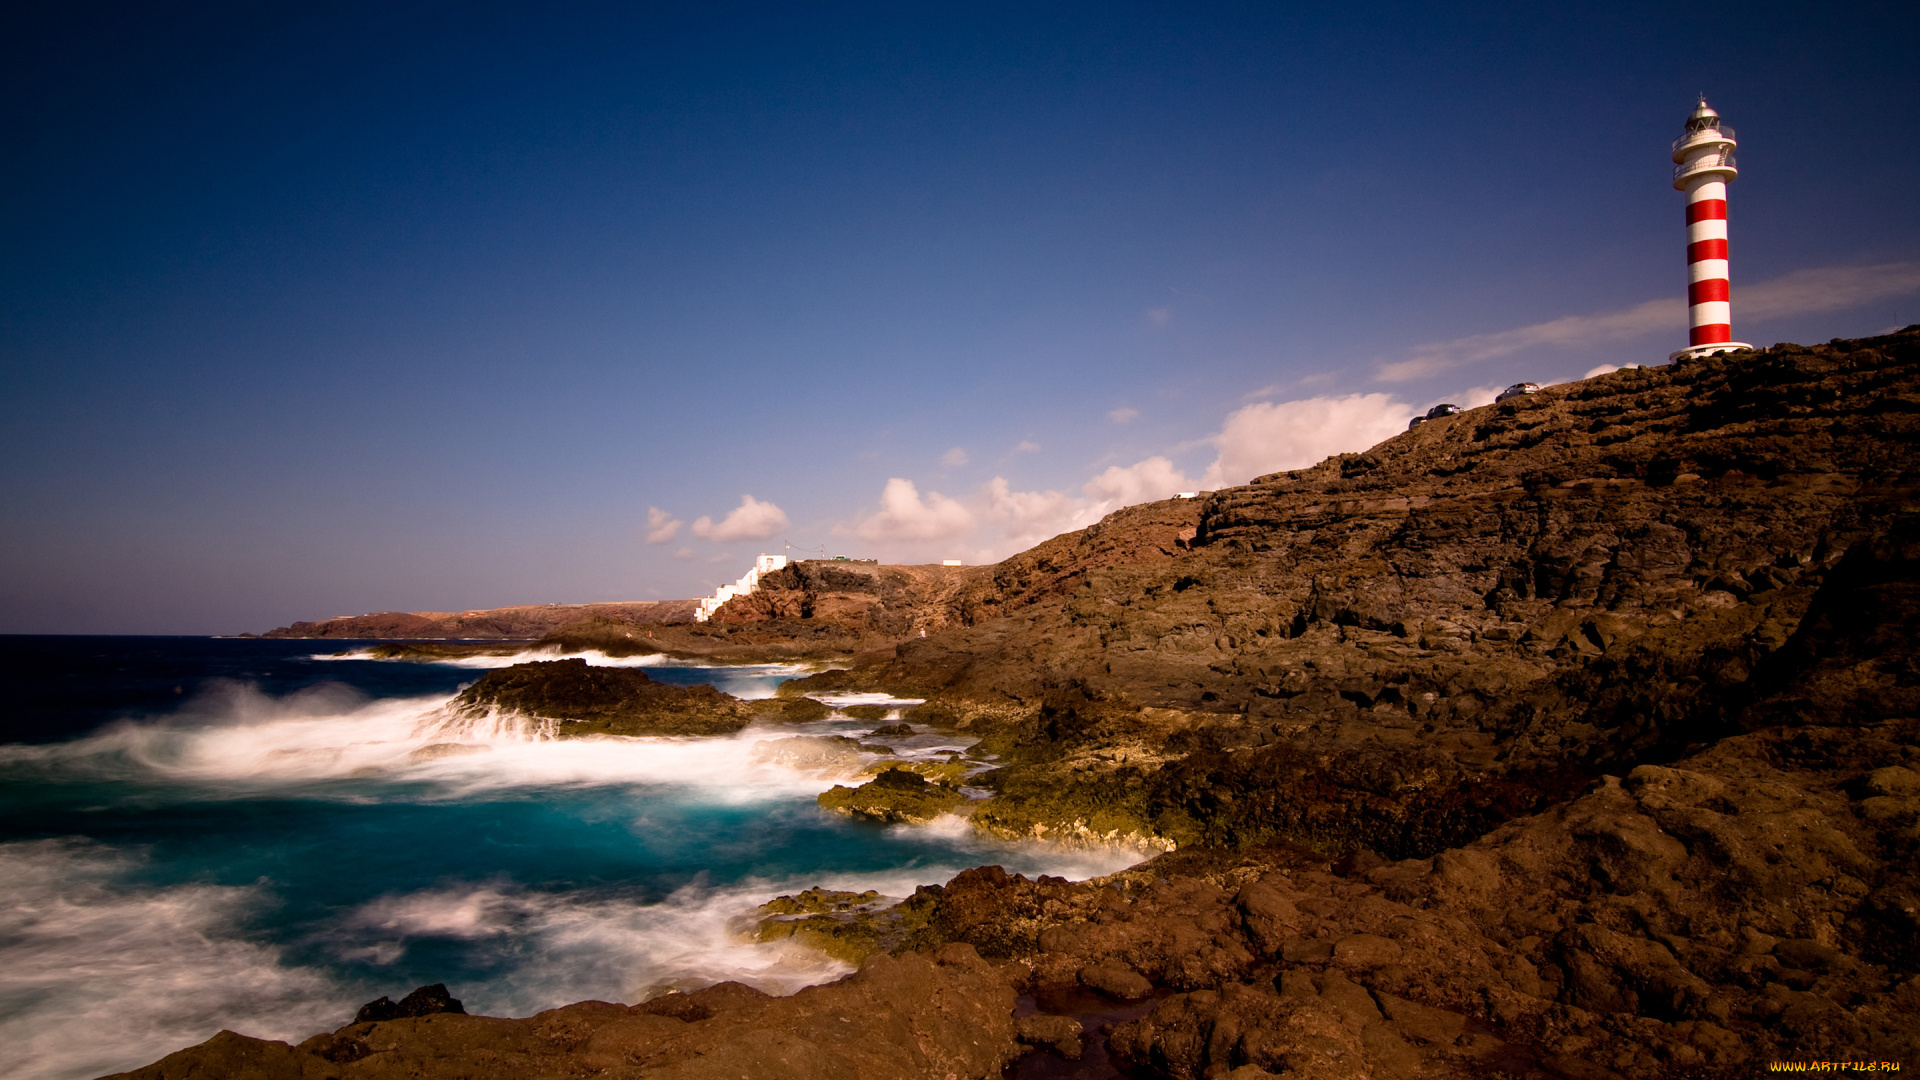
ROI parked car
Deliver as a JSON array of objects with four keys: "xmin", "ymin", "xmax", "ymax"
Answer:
[
  {"xmin": 1496, "ymin": 382, "xmax": 1540, "ymax": 402},
  {"xmin": 1424, "ymin": 403, "xmax": 1462, "ymax": 420},
  {"xmin": 1407, "ymin": 415, "xmax": 1425, "ymax": 430}
]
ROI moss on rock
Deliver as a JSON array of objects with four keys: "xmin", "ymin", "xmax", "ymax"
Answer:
[
  {"xmin": 818, "ymin": 767, "xmax": 969, "ymax": 824},
  {"xmin": 751, "ymin": 886, "xmax": 943, "ymax": 965}
]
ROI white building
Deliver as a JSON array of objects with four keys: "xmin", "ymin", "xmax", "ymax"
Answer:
[{"xmin": 693, "ymin": 553, "xmax": 789, "ymax": 622}]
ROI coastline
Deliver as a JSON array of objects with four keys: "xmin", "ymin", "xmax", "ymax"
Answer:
[{"xmin": 95, "ymin": 330, "xmax": 1920, "ymax": 1077}]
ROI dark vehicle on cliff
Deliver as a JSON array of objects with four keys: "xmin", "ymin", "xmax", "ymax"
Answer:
[{"xmin": 1407, "ymin": 402, "xmax": 1462, "ymax": 429}]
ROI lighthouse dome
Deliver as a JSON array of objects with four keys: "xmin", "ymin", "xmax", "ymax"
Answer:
[{"xmin": 1685, "ymin": 98, "xmax": 1727, "ymax": 134}]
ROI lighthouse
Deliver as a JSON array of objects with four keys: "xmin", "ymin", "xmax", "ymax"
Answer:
[{"xmin": 1670, "ymin": 97, "xmax": 1752, "ymax": 361}]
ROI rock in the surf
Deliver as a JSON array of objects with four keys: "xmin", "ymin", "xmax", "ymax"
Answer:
[
  {"xmin": 353, "ymin": 983, "xmax": 467, "ymax": 1024},
  {"xmin": 752, "ymin": 735, "xmax": 891, "ymax": 773},
  {"xmin": 452, "ymin": 658, "xmax": 750, "ymax": 736},
  {"xmin": 817, "ymin": 766, "xmax": 968, "ymax": 825}
]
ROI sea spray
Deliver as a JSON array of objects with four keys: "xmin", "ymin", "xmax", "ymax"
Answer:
[
  {"xmin": 0, "ymin": 840, "xmax": 353, "ymax": 1080},
  {"xmin": 317, "ymin": 645, "xmax": 817, "ymax": 700}
]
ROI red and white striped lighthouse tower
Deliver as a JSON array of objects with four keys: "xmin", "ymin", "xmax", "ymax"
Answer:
[{"xmin": 1670, "ymin": 97, "xmax": 1751, "ymax": 361}]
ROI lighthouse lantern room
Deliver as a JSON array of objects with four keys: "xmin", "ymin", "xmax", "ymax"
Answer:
[{"xmin": 1670, "ymin": 97, "xmax": 1752, "ymax": 361}]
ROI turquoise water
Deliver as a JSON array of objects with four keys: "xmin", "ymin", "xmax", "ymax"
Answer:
[{"xmin": 0, "ymin": 638, "xmax": 1150, "ymax": 1080}]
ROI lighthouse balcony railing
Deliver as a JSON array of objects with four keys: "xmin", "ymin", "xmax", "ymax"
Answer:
[
  {"xmin": 1672, "ymin": 125, "xmax": 1735, "ymax": 154},
  {"xmin": 1674, "ymin": 151, "xmax": 1737, "ymax": 182}
]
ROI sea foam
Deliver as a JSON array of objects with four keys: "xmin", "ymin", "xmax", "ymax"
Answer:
[{"xmin": 0, "ymin": 840, "xmax": 353, "ymax": 1080}]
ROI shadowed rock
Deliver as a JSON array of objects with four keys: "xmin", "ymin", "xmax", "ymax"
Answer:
[
  {"xmin": 452, "ymin": 658, "xmax": 750, "ymax": 736},
  {"xmin": 353, "ymin": 984, "xmax": 466, "ymax": 1025}
]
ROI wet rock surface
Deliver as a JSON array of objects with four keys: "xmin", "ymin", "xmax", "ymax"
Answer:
[
  {"xmin": 450, "ymin": 658, "xmax": 751, "ymax": 736},
  {"xmin": 817, "ymin": 764, "xmax": 970, "ymax": 824},
  {"xmin": 751, "ymin": 886, "xmax": 946, "ymax": 964}
]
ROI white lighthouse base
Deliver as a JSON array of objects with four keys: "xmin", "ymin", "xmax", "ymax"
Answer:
[{"xmin": 1669, "ymin": 341, "xmax": 1753, "ymax": 362}]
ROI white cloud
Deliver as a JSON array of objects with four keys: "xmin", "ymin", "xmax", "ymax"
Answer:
[
  {"xmin": 644, "ymin": 506, "xmax": 682, "ymax": 544},
  {"xmin": 839, "ymin": 478, "xmax": 975, "ymax": 543},
  {"xmin": 1375, "ymin": 261, "xmax": 1920, "ymax": 382},
  {"xmin": 1200, "ymin": 393, "xmax": 1412, "ymax": 489},
  {"xmin": 1741, "ymin": 262, "xmax": 1920, "ymax": 320},
  {"xmin": 940, "ymin": 447, "xmax": 969, "ymax": 467},
  {"xmin": 672, "ymin": 547, "xmax": 695, "ymax": 560},
  {"xmin": 1379, "ymin": 299, "xmax": 1680, "ymax": 382},
  {"xmin": 835, "ymin": 395, "xmax": 1419, "ymax": 562},
  {"xmin": 1452, "ymin": 385, "xmax": 1501, "ymax": 410},
  {"xmin": 1014, "ymin": 440, "xmax": 1041, "ymax": 453},
  {"xmin": 1083, "ymin": 456, "xmax": 1191, "ymax": 506},
  {"xmin": 690, "ymin": 495, "xmax": 789, "ymax": 543},
  {"xmin": 1107, "ymin": 406, "xmax": 1140, "ymax": 424},
  {"xmin": 984, "ymin": 477, "xmax": 1095, "ymax": 553},
  {"xmin": 1582, "ymin": 362, "xmax": 1639, "ymax": 380}
]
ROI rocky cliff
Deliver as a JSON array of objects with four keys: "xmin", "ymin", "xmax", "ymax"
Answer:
[
  {"xmin": 820, "ymin": 330, "xmax": 1920, "ymax": 856},
  {"xmin": 707, "ymin": 558, "xmax": 986, "ymax": 638},
  {"xmin": 116, "ymin": 329, "xmax": 1920, "ymax": 1079},
  {"xmin": 262, "ymin": 600, "xmax": 698, "ymax": 640}
]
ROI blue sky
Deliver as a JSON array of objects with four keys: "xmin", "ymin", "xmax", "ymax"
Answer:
[{"xmin": 4, "ymin": 1, "xmax": 1917, "ymax": 633}]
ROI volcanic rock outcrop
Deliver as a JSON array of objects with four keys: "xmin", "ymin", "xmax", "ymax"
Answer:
[
  {"xmin": 816, "ymin": 331, "xmax": 1920, "ymax": 862},
  {"xmin": 116, "ymin": 329, "xmax": 1920, "ymax": 1079},
  {"xmin": 450, "ymin": 658, "xmax": 752, "ymax": 736}
]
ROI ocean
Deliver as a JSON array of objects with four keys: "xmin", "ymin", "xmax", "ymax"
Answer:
[{"xmin": 0, "ymin": 637, "xmax": 1151, "ymax": 1080}]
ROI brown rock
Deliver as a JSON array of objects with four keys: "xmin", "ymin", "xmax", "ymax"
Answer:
[
  {"xmin": 1014, "ymin": 1013, "xmax": 1084, "ymax": 1059},
  {"xmin": 451, "ymin": 658, "xmax": 749, "ymax": 736},
  {"xmin": 1080, "ymin": 961, "xmax": 1153, "ymax": 999},
  {"xmin": 1332, "ymin": 934, "xmax": 1403, "ymax": 969}
]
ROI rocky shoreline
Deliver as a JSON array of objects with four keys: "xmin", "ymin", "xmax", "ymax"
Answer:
[{"xmin": 113, "ymin": 330, "xmax": 1920, "ymax": 1079}]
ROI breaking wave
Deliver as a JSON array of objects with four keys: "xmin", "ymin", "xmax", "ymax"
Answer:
[
  {"xmin": 315, "ymin": 646, "xmax": 815, "ymax": 699},
  {"xmin": 0, "ymin": 682, "xmax": 907, "ymax": 801}
]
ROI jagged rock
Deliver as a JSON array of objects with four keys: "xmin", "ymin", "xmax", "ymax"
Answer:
[
  {"xmin": 452, "ymin": 658, "xmax": 749, "ymax": 736},
  {"xmin": 353, "ymin": 983, "xmax": 466, "ymax": 1024},
  {"xmin": 817, "ymin": 766, "xmax": 968, "ymax": 824},
  {"xmin": 765, "ymin": 696, "xmax": 831, "ymax": 723}
]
